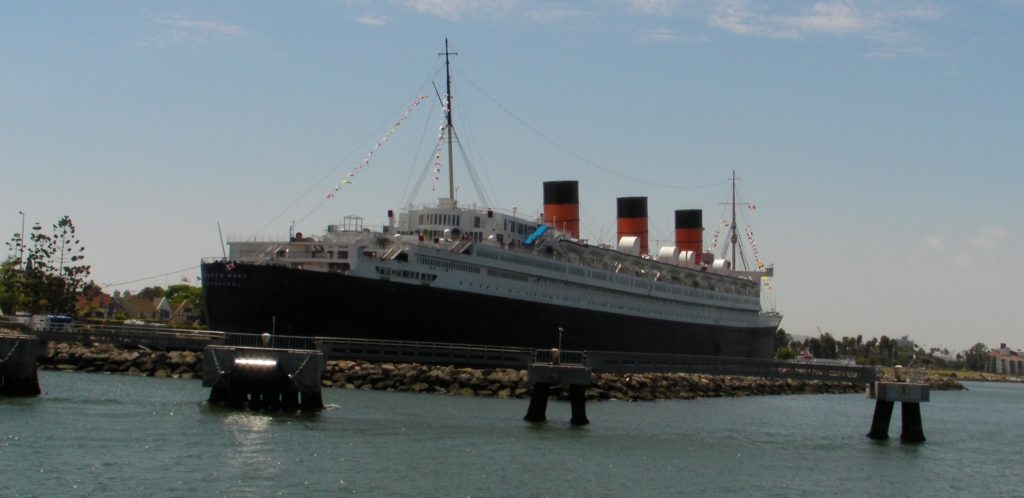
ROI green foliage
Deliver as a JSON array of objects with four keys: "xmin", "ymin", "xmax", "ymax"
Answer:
[
  {"xmin": 773, "ymin": 346, "xmax": 796, "ymax": 360},
  {"xmin": 772, "ymin": 328, "xmax": 791, "ymax": 351},
  {"xmin": 136, "ymin": 286, "xmax": 166, "ymax": 300},
  {"xmin": 0, "ymin": 258, "xmax": 24, "ymax": 313},
  {"xmin": 166, "ymin": 284, "xmax": 201, "ymax": 306},
  {"xmin": 787, "ymin": 329, "xmax": 988, "ymax": 371},
  {"xmin": 1, "ymin": 216, "xmax": 92, "ymax": 314},
  {"xmin": 165, "ymin": 284, "xmax": 204, "ymax": 323},
  {"xmin": 964, "ymin": 343, "xmax": 989, "ymax": 371}
]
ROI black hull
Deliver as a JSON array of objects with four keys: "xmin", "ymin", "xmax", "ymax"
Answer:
[{"xmin": 201, "ymin": 262, "xmax": 776, "ymax": 358}]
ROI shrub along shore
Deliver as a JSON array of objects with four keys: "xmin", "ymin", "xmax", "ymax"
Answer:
[{"xmin": 36, "ymin": 342, "xmax": 965, "ymax": 401}]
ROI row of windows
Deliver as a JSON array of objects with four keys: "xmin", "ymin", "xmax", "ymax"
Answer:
[
  {"xmin": 418, "ymin": 213, "xmax": 465, "ymax": 227},
  {"xmin": 375, "ymin": 266, "xmax": 437, "ymax": 282},
  {"xmin": 503, "ymin": 219, "xmax": 536, "ymax": 236},
  {"xmin": 418, "ymin": 255, "xmax": 482, "ymax": 274},
  {"xmin": 476, "ymin": 247, "xmax": 566, "ymax": 274},
  {"xmin": 475, "ymin": 246, "xmax": 758, "ymax": 306},
  {"xmin": 466, "ymin": 267, "xmax": 754, "ymax": 322},
  {"xmin": 485, "ymin": 268, "xmax": 530, "ymax": 282}
]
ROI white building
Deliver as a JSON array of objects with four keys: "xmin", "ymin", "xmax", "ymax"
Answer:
[{"xmin": 986, "ymin": 343, "xmax": 1024, "ymax": 376}]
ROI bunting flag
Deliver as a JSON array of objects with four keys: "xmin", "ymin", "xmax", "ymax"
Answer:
[
  {"xmin": 430, "ymin": 98, "xmax": 450, "ymax": 191},
  {"xmin": 745, "ymin": 225, "xmax": 766, "ymax": 271},
  {"xmin": 709, "ymin": 220, "xmax": 728, "ymax": 252},
  {"xmin": 325, "ymin": 95, "xmax": 429, "ymax": 199}
]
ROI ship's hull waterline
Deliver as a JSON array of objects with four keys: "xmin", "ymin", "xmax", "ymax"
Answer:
[{"xmin": 201, "ymin": 261, "xmax": 778, "ymax": 358}]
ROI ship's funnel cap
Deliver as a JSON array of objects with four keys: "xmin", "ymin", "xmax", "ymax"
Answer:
[
  {"xmin": 674, "ymin": 209, "xmax": 703, "ymax": 265},
  {"xmin": 543, "ymin": 181, "xmax": 580, "ymax": 239},
  {"xmin": 617, "ymin": 196, "xmax": 648, "ymax": 256}
]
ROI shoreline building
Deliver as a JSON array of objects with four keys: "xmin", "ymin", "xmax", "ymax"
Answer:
[{"xmin": 985, "ymin": 343, "xmax": 1023, "ymax": 376}]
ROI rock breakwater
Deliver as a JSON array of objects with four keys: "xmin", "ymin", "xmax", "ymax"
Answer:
[
  {"xmin": 314, "ymin": 360, "xmax": 870, "ymax": 400},
  {"xmin": 39, "ymin": 342, "xmax": 202, "ymax": 380},
  {"xmin": 37, "ymin": 342, "xmax": 965, "ymax": 400}
]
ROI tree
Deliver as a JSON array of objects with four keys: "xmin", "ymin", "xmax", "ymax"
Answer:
[
  {"xmin": 137, "ymin": 286, "xmax": 166, "ymax": 300},
  {"xmin": 772, "ymin": 328, "xmax": 791, "ymax": 351},
  {"xmin": 0, "ymin": 258, "xmax": 25, "ymax": 313},
  {"xmin": 1, "ymin": 216, "xmax": 92, "ymax": 314},
  {"xmin": 774, "ymin": 346, "xmax": 796, "ymax": 360},
  {"xmin": 165, "ymin": 284, "xmax": 204, "ymax": 323},
  {"xmin": 166, "ymin": 284, "xmax": 200, "ymax": 305},
  {"xmin": 964, "ymin": 343, "xmax": 989, "ymax": 371}
]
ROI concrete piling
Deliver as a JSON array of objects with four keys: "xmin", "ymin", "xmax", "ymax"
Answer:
[
  {"xmin": 867, "ymin": 400, "xmax": 895, "ymax": 440},
  {"xmin": 524, "ymin": 382, "xmax": 551, "ymax": 422},
  {"xmin": 524, "ymin": 349, "xmax": 592, "ymax": 426},
  {"xmin": 569, "ymin": 384, "xmax": 589, "ymax": 426},
  {"xmin": 0, "ymin": 335, "xmax": 43, "ymax": 397},
  {"xmin": 867, "ymin": 381, "xmax": 930, "ymax": 443},
  {"xmin": 203, "ymin": 345, "xmax": 325, "ymax": 412}
]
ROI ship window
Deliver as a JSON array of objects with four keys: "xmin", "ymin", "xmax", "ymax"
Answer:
[
  {"xmin": 474, "ymin": 216, "xmax": 480, "ymax": 228},
  {"xmin": 456, "ymin": 215, "xmax": 460, "ymax": 226}
]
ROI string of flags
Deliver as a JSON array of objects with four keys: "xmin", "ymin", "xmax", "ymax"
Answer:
[
  {"xmin": 325, "ymin": 95, "xmax": 429, "ymax": 200},
  {"xmin": 745, "ymin": 225, "xmax": 766, "ymax": 271},
  {"xmin": 430, "ymin": 96, "xmax": 450, "ymax": 191},
  {"xmin": 709, "ymin": 220, "xmax": 729, "ymax": 252}
]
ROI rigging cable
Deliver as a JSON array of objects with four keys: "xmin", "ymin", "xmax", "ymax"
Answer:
[
  {"xmin": 255, "ymin": 68, "xmax": 440, "ymax": 234},
  {"xmin": 456, "ymin": 68, "xmax": 728, "ymax": 191},
  {"xmin": 454, "ymin": 130, "xmax": 493, "ymax": 208},
  {"xmin": 103, "ymin": 265, "xmax": 200, "ymax": 288}
]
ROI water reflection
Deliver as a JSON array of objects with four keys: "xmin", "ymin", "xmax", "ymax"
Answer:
[{"xmin": 222, "ymin": 413, "xmax": 279, "ymax": 492}]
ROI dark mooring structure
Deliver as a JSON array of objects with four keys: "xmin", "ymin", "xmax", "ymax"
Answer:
[
  {"xmin": 524, "ymin": 349, "xmax": 593, "ymax": 426},
  {"xmin": 0, "ymin": 334, "xmax": 43, "ymax": 397},
  {"xmin": 866, "ymin": 367, "xmax": 930, "ymax": 443},
  {"xmin": 203, "ymin": 334, "xmax": 325, "ymax": 411}
]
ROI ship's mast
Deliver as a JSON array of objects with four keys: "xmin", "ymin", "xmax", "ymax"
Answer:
[
  {"xmin": 729, "ymin": 170, "xmax": 738, "ymax": 269},
  {"xmin": 440, "ymin": 38, "xmax": 458, "ymax": 201}
]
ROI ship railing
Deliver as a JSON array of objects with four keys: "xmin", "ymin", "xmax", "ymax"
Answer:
[
  {"xmin": 33, "ymin": 323, "xmax": 225, "ymax": 351},
  {"xmin": 314, "ymin": 336, "xmax": 534, "ymax": 368},
  {"xmin": 222, "ymin": 332, "xmax": 319, "ymax": 351},
  {"xmin": 532, "ymin": 348, "xmax": 588, "ymax": 366}
]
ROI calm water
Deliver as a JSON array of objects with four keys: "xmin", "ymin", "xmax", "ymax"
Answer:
[{"xmin": 1, "ymin": 372, "xmax": 1021, "ymax": 497}]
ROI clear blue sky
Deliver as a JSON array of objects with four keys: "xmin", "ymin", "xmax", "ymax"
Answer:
[{"xmin": 3, "ymin": 1, "xmax": 1021, "ymax": 352}]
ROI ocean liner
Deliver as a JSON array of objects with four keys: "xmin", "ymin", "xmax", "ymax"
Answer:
[{"xmin": 201, "ymin": 41, "xmax": 781, "ymax": 357}]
